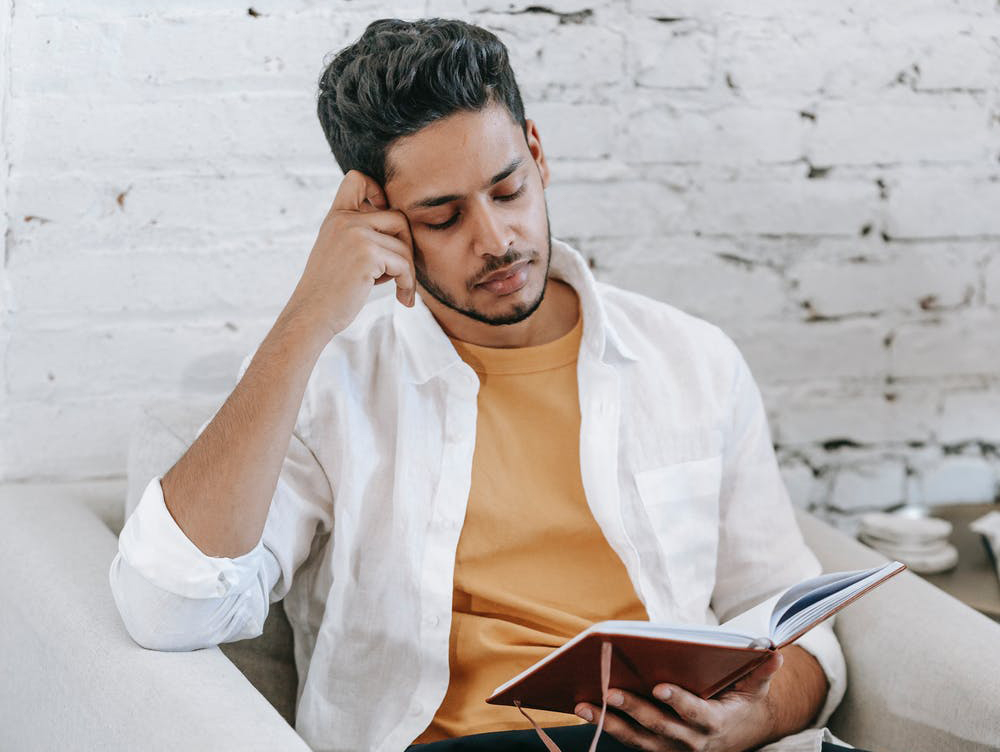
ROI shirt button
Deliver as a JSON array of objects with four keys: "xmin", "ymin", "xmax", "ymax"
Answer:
[{"xmin": 410, "ymin": 702, "xmax": 423, "ymax": 716}]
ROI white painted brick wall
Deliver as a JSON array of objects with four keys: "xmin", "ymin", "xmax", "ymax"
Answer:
[{"xmin": 1, "ymin": 0, "xmax": 998, "ymax": 530}]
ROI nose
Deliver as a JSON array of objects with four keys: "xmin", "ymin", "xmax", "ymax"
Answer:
[{"xmin": 468, "ymin": 196, "xmax": 513, "ymax": 257}]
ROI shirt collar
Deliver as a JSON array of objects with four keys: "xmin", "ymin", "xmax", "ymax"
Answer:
[{"xmin": 392, "ymin": 235, "xmax": 639, "ymax": 385}]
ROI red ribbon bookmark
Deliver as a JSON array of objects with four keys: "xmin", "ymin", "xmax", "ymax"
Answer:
[{"xmin": 514, "ymin": 640, "xmax": 613, "ymax": 752}]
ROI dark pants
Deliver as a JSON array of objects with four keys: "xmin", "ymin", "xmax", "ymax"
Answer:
[{"xmin": 405, "ymin": 724, "xmax": 873, "ymax": 751}]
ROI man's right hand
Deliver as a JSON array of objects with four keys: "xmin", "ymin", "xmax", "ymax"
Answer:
[{"xmin": 283, "ymin": 169, "xmax": 417, "ymax": 345}]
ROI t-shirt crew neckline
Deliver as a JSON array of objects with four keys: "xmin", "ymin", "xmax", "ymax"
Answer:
[{"xmin": 446, "ymin": 296, "xmax": 583, "ymax": 376}]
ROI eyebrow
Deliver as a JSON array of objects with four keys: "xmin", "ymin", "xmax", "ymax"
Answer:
[{"xmin": 406, "ymin": 156, "xmax": 525, "ymax": 211}]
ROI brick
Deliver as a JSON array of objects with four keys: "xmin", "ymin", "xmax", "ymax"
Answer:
[
  {"xmin": 912, "ymin": 455, "xmax": 998, "ymax": 505},
  {"xmin": 6, "ymin": 320, "xmax": 272, "ymax": 401},
  {"xmin": 886, "ymin": 176, "xmax": 1000, "ymax": 239},
  {"xmin": 592, "ymin": 249, "xmax": 789, "ymax": 325},
  {"xmin": 829, "ymin": 460, "xmax": 907, "ymax": 512},
  {"xmin": 720, "ymin": 19, "xmax": 863, "ymax": 96},
  {"xmin": 627, "ymin": 17, "xmax": 715, "ymax": 89},
  {"xmin": 985, "ymin": 252, "xmax": 1000, "ymax": 306},
  {"xmin": 687, "ymin": 178, "xmax": 878, "ymax": 236},
  {"xmin": 721, "ymin": 12, "xmax": 999, "ymax": 99},
  {"xmin": 7, "ymin": 171, "xmax": 339, "ymax": 258},
  {"xmin": 14, "ymin": 92, "xmax": 329, "ymax": 171},
  {"xmin": 26, "ymin": 0, "xmax": 420, "ymax": 18},
  {"xmin": 936, "ymin": 391, "xmax": 1000, "ymax": 445},
  {"xmin": 893, "ymin": 19, "xmax": 1000, "ymax": 91},
  {"xmin": 479, "ymin": 14, "xmax": 623, "ymax": 97},
  {"xmin": 733, "ymin": 319, "xmax": 889, "ymax": 385},
  {"xmin": 891, "ymin": 311, "xmax": 1000, "ymax": 379},
  {"xmin": 630, "ymin": 0, "xmax": 994, "ymax": 17},
  {"xmin": 11, "ymin": 12, "xmax": 390, "ymax": 101},
  {"xmin": 775, "ymin": 389, "xmax": 937, "ymax": 446},
  {"xmin": 6, "ymin": 245, "xmax": 304, "ymax": 324},
  {"xmin": 622, "ymin": 104, "xmax": 803, "ymax": 165},
  {"xmin": 809, "ymin": 96, "xmax": 992, "ymax": 165},
  {"xmin": 546, "ymin": 181, "xmax": 687, "ymax": 238},
  {"xmin": 529, "ymin": 103, "xmax": 616, "ymax": 160},
  {"xmin": 779, "ymin": 460, "xmax": 817, "ymax": 510},
  {"xmin": 788, "ymin": 244, "xmax": 979, "ymax": 318},
  {"xmin": 541, "ymin": 24, "xmax": 628, "ymax": 87}
]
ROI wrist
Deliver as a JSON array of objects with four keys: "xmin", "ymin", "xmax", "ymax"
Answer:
[
  {"xmin": 271, "ymin": 305, "xmax": 332, "ymax": 361},
  {"xmin": 275, "ymin": 301, "xmax": 336, "ymax": 354},
  {"xmin": 755, "ymin": 689, "xmax": 780, "ymax": 747}
]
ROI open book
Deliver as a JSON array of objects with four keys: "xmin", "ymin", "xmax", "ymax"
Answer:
[{"xmin": 486, "ymin": 560, "xmax": 906, "ymax": 714}]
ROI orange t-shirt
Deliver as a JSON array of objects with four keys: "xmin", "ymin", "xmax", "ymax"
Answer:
[{"xmin": 412, "ymin": 293, "xmax": 649, "ymax": 744}]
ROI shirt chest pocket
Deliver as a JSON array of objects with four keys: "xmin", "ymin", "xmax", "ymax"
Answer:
[{"xmin": 633, "ymin": 456, "xmax": 722, "ymax": 612}]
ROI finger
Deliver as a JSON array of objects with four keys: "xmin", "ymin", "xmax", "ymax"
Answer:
[
  {"xmin": 331, "ymin": 169, "xmax": 388, "ymax": 214},
  {"xmin": 611, "ymin": 688, "xmax": 710, "ymax": 746},
  {"xmin": 367, "ymin": 239, "xmax": 416, "ymax": 304},
  {"xmin": 360, "ymin": 209, "xmax": 415, "ymax": 258},
  {"xmin": 650, "ymin": 684, "xmax": 720, "ymax": 734},
  {"xmin": 365, "ymin": 229, "xmax": 415, "ymax": 287},
  {"xmin": 576, "ymin": 702, "xmax": 685, "ymax": 752},
  {"xmin": 731, "ymin": 650, "xmax": 784, "ymax": 695}
]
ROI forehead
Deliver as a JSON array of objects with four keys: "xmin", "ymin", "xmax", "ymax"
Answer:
[{"xmin": 385, "ymin": 103, "xmax": 524, "ymax": 200}]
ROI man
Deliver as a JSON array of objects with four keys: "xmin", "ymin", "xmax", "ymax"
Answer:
[{"xmin": 109, "ymin": 17, "xmax": 862, "ymax": 752}]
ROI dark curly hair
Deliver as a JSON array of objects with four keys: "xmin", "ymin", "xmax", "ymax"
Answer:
[{"xmin": 316, "ymin": 17, "xmax": 528, "ymax": 188}]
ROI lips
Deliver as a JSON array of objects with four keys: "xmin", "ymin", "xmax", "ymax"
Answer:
[{"xmin": 478, "ymin": 260, "xmax": 529, "ymax": 285}]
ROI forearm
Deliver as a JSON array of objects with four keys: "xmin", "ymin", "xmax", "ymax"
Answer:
[
  {"xmin": 161, "ymin": 307, "xmax": 328, "ymax": 559},
  {"xmin": 756, "ymin": 645, "xmax": 829, "ymax": 747}
]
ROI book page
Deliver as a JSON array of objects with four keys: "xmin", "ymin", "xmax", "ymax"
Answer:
[
  {"xmin": 769, "ymin": 561, "xmax": 904, "ymax": 644},
  {"xmin": 718, "ymin": 590, "xmax": 781, "ymax": 643}
]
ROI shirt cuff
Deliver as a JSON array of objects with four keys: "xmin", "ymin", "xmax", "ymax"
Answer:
[
  {"xmin": 789, "ymin": 616, "xmax": 847, "ymax": 730},
  {"xmin": 117, "ymin": 475, "xmax": 266, "ymax": 600}
]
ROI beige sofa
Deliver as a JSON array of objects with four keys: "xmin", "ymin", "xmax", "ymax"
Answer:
[{"xmin": 1, "ymin": 398, "xmax": 998, "ymax": 752}]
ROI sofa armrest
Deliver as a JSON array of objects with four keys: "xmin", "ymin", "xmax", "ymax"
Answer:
[
  {"xmin": 0, "ymin": 480, "xmax": 311, "ymax": 752},
  {"xmin": 795, "ymin": 507, "xmax": 1000, "ymax": 752}
]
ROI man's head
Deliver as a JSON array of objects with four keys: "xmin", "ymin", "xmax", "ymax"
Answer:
[{"xmin": 316, "ymin": 18, "xmax": 554, "ymax": 330}]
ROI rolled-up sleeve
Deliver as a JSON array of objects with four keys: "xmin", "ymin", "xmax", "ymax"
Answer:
[
  {"xmin": 109, "ymin": 351, "xmax": 335, "ymax": 652},
  {"xmin": 710, "ymin": 337, "xmax": 847, "ymax": 730}
]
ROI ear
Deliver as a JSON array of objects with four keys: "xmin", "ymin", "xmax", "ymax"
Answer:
[{"xmin": 523, "ymin": 118, "xmax": 550, "ymax": 190}]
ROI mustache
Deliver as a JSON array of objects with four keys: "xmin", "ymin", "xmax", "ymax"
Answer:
[{"xmin": 474, "ymin": 252, "xmax": 530, "ymax": 284}]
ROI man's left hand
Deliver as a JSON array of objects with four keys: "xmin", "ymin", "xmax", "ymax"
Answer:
[{"xmin": 574, "ymin": 649, "xmax": 783, "ymax": 752}]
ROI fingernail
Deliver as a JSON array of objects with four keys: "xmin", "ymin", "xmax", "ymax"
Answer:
[
  {"xmin": 608, "ymin": 691, "xmax": 623, "ymax": 706},
  {"xmin": 576, "ymin": 705, "xmax": 593, "ymax": 721},
  {"xmin": 654, "ymin": 686, "xmax": 672, "ymax": 701}
]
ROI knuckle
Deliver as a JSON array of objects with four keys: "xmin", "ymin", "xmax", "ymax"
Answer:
[{"xmin": 651, "ymin": 719, "xmax": 673, "ymax": 738}]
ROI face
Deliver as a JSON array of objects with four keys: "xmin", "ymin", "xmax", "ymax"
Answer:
[{"xmin": 383, "ymin": 101, "xmax": 553, "ymax": 328}]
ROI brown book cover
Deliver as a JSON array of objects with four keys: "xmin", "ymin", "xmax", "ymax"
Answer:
[{"xmin": 486, "ymin": 561, "xmax": 906, "ymax": 714}]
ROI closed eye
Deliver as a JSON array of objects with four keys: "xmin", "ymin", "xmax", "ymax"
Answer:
[{"xmin": 426, "ymin": 185, "xmax": 526, "ymax": 231}]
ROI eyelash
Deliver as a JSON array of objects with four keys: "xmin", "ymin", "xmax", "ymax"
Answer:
[{"xmin": 426, "ymin": 185, "xmax": 526, "ymax": 231}]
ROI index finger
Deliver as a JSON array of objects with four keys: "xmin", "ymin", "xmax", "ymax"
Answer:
[{"xmin": 330, "ymin": 169, "xmax": 388, "ymax": 214}]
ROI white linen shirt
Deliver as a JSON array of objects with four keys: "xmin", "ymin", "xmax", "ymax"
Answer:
[{"xmin": 110, "ymin": 235, "xmax": 849, "ymax": 752}]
